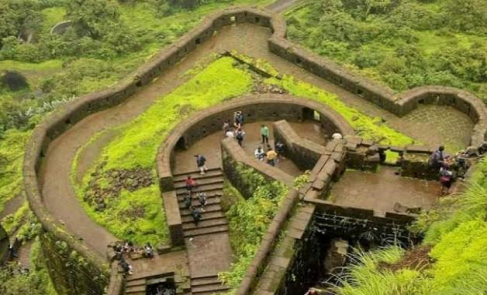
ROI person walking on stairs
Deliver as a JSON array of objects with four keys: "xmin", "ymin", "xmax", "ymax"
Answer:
[
  {"xmin": 184, "ymin": 192, "xmax": 192, "ymax": 209},
  {"xmin": 261, "ymin": 125, "xmax": 269, "ymax": 144},
  {"xmin": 195, "ymin": 154, "xmax": 208, "ymax": 175},
  {"xmin": 197, "ymin": 191, "xmax": 207, "ymax": 212},
  {"xmin": 191, "ymin": 206, "xmax": 202, "ymax": 226}
]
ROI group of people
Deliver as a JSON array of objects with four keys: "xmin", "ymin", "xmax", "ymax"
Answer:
[
  {"xmin": 222, "ymin": 110, "xmax": 286, "ymax": 166},
  {"xmin": 254, "ymin": 141, "xmax": 285, "ymax": 166},
  {"xmin": 185, "ymin": 176, "xmax": 208, "ymax": 226},
  {"xmin": 429, "ymin": 145, "xmax": 474, "ymax": 195},
  {"xmin": 113, "ymin": 240, "xmax": 155, "ymax": 275}
]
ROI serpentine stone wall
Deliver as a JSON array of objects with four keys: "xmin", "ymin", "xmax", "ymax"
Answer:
[
  {"xmin": 22, "ymin": 5, "xmax": 487, "ymax": 295},
  {"xmin": 155, "ymin": 94, "xmax": 353, "ymax": 193}
]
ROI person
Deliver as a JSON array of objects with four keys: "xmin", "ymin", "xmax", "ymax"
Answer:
[
  {"xmin": 254, "ymin": 146, "xmax": 265, "ymax": 161},
  {"xmin": 275, "ymin": 141, "xmax": 285, "ymax": 159},
  {"xmin": 114, "ymin": 243, "xmax": 124, "ymax": 260},
  {"xmin": 261, "ymin": 125, "xmax": 269, "ymax": 144},
  {"xmin": 120, "ymin": 258, "xmax": 133, "ymax": 275},
  {"xmin": 191, "ymin": 206, "xmax": 202, "ymax": 226},
  {"xmin": 198, "ymin": 192, "xmax": 207, "ymax": 211},
  {"xmin": 195, "ymin": 154, "xmax": 208, "ymax": 175},
  {"xmin": 236, "ymin": 128, "xmax": 246, "ymax": 147},
  {"xmin": 222, "ymin": 119, "xmax": 230, "ymax": 136},
  {"xmin": 332, "ymin": 132, "xmax": 343, "ymax": 140},
  {"xmin": 8, "ymin": 244, "xmax": 18, "ymax": 259},
  {"xmin": 439, "ymin": 166, "xmax": 453, "ymax": 195},
  {"xmin": 266, "ymin": 148, "xmax": 278, "ymax": 166},
  {"xmin": 429, "ymin": 146, "xmax": 445, "ymax": 170},
  {"xmin": 144, "ymin": 242, "xmax": 154, "ymax": 259},
  {"xmin": 123, "ymin": 241, "xmax": 134, "ymax": 253},
  {"xmin": 184, "ymin": 192, "xmax": 192, "ymax": 209},
  {"xmin": 225, "ymin": 128, "xmax": 235, "ymax": 138},
  {"xmin": 234, "ymin": 111, "xmax": 244, "ymax": 128},
  {"xmin": 185, "ymin": 176, "xmax": 197, "ymax": 191}
]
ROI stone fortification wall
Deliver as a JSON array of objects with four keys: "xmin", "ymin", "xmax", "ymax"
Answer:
[
  {"xmin": 23, "ymin": 7, "xmax": 285, "ymax": 294},
  {"xmin": 221, "ymin": 137, "xmax": 294, "ymax": 197},
  {"xmin": 267, "ymin": 19, "xmax": 487, "ymax": 147},
  {"xmin": 39, "ymin": 232, "xmax": 109, "ymax": 295},
  {"xmin": 23, "ymin": 4, "xmax": 487, "ymax": 294},
  {"xmin": 156, "ymin": 94, "xmax": 353, "ymax": 192}
]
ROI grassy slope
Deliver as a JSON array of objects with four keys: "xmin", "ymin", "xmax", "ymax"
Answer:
[
  {"xmin": 73, "ymin": 57, "xmax": 253, "ymax": 245},
  {"xmin": 286, "ymin": 1, "xmax": 487, "ymax": 98}
]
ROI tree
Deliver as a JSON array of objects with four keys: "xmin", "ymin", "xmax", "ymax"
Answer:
[
  {"xmin": 0, "ymin": 0, "xmax": 42, "ymax": 48},
  {"xmin": 66, "ymin": 0, "xmax": 121, "ymax": 39},
  {"xmin": 444, "ymin": 0, "xmax": 487, "ymax": 32}
]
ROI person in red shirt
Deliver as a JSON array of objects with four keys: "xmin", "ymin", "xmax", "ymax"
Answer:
[{"xmin": 185, "ymin": 176, "xmax": 197, "ymax": 192}]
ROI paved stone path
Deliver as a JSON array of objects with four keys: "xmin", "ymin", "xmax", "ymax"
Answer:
[
  {"xmin": 38, "ymin": 20, "xmax": 474, "ymax": 258},
  {"xmin": 330, "ymin": 166, "xmax": 438, "ymax": 217}
]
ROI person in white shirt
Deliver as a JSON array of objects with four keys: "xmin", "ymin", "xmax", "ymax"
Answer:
[
  {"xmin": 254, "ymin": 146, "xmax": 265, "ymax": 161},
  {"xmin": 332, "ymin": 132, "xmax": 343, "ymax": 140}
]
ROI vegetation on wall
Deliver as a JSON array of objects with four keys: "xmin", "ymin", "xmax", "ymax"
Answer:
[
  {"xmin": 286, "ymin": 0, "xmax": 487, "ymax": 100},
  {"xmin": 219, "ymin": 164, "xmax": 289, "ymax": 289},
  {"xmin": 73, "ymin": 56, "xmax": 253, "ymax": 245},
  {"xmin": 0, "ymin": 238, "xmax": 57, "ymax": 295}
]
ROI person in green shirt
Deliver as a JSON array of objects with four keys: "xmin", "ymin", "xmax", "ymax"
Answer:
[{"xmin": 261, "ymin": 124, "xmax": 269, "ymax": 144}]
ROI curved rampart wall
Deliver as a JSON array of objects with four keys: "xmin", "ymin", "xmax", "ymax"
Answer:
[
  {"xmin": 22, "ymin": 5, "xmax": 487, "ymax": 295},
  {"xmin": 23, "ymin": 7, "xmax": 281, "ymax": 294},
  {"xmin": 155, "ymin": 94, "xmax": 354, "ymax": 192}
]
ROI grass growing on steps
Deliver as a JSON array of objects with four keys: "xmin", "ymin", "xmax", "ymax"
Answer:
[{"xmin": 73, "ymin": 56, "xmax": 253, "ymax": 245}]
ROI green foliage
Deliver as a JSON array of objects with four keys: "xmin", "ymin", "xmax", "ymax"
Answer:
[
  {"xmin": 74, "ymin": 57, "xmax": 253, "ymax": 244},
  {"xmin": 334, "ymin": 160, "xmax": 487, "ymax": 294},
  {"xmin": 0, "ymin": 238, "xmax": 57, "ymax": 295},
  {"xmin": 219, "ymin": 164, "xmax": 289, "ymax": 289},
  {"xmin": 293, "ymin": 170, "xmax": 311, "ymax": 189},
  {"xmin": 286, "ymin": 0, "xmax": 487, "ymax": 100},
  {"xmin": 0, "ymin": 129, "xmax": 30, "ymax": 212}
]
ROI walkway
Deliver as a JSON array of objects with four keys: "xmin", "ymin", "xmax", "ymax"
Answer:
[
  {"xmin": 174, "ymin": 120, "xmax": 325, "ymax": 176},
  {"xmin": 330, "ymin": 166, "xmax": 438, "ymax": 217},
  {"xmin": 39, "ymin": 18, "xmax": 474, "ymax": 258}
]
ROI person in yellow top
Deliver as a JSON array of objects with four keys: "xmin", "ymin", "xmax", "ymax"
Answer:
[{"xmin": 266, "ymin": 148, "xmax": 278, "ymax": 166}]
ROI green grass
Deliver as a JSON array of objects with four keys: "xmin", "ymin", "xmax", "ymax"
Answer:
[
  {"xmin": 41, "ymin": 7, "xmax": 67, "ymax": 35},
  {"xmin": 73, "ymin": 56, "xmax": 254, "ymax": 245},
  {"xmin": 333, "ymin": 160, "xmax": 487, "ymax": 294},
  {"xmin": 219, "ymin": 165, "xmax": 290, "ymax": 289},
  {"xmin": 0, "ymin": 129, "xmax": 30, "ymax": 213}
]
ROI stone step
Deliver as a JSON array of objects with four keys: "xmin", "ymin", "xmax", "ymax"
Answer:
[
  {"xmin": 182, "ymin": 211, "xmax": 225, "ymax": 223},
  {"xmin": 174, "ymin": 177, "xmax": 224, "ymax": 190},
  {"xmin": 175, "ymin": 183, "xmax": 224, "ymax": 195},
  {"xmin": 184, "ymin": 224, "xmax": 229, "ymax": 238},
  {"xmin": 126, "ymin": 278, "xmax": 145, "ymax": 288},
  {"xmin": 180, "ymin": 204, "xmax": 222, "ymax": 216},
  {"xmin": 173, "ymin": 169, "xmax": 223, "ymax": 182},
  {"xmin": 177, "ymin": 192, "xmax": 222, "ymax": 202},
  {"xmin": 191, "ymin": 283, "xmax": 230, "ymax": 294},
  {"xmin": 183, "ymin": 217, "xmax": 228, "ymax": 231},
  {"xmin": 125, "ymin": 285, "xmax": 146, "ymax": 294},
  {"xmin": 178, "ymin": 198, "xmax": 221, "ymax": 210},
  {"xmin": 191, "ymin": 275, "xmax": 221, "ymax": 287}
]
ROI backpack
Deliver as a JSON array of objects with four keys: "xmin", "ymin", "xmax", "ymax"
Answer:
[{"xmin": 236, "ymin": 132, "xmax": 244, "ymax": 140}]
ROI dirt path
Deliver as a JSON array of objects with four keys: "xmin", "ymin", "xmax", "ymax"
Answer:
[{"xmin": 39, "ymin": 22, "xmax": 473, "ymax": 258}]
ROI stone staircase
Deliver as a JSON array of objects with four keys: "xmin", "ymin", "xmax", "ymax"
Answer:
[
  {"xmin": 190, "ymin": 275, "xmax": 230, "ymax": 295},
  {"xmin": 124, "ymin": 271, "xmax": 188, "ymax": 295},
  {"xmin": 173, "ymin": 168, "xmax": 229, "ymax": 238}
]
